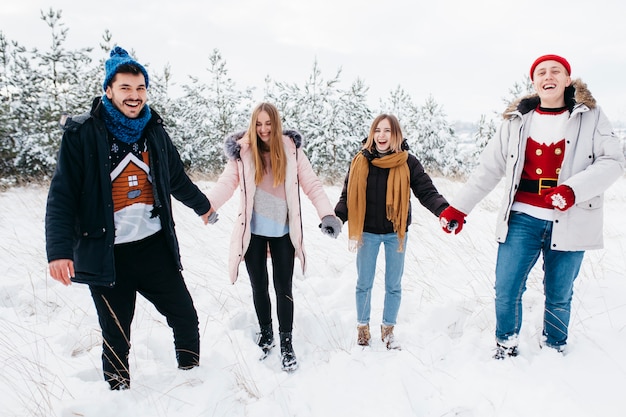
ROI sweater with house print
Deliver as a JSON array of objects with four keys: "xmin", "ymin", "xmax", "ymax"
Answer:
[{"xmin": 109, "ymin": 135, "xmax": 162, "ymax": 244}]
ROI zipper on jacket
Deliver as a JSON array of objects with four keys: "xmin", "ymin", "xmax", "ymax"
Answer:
[
  {"xmin": 504, "ymin": 115, "xmax": 525, "ymax": 222},
  {"xmin": 239, "ymin": 158, "xmax": 248, "ymax": 261},
  {"xmin": 294, "ymin": 148, "xmax": 304, "ymax": 256}
]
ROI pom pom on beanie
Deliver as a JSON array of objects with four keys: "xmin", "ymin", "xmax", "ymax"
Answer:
[
  {"xmin": 530, "ymin": 54, "xmax": 571, "ymax": 81},
  {"xmin": 102, "ymin": 46, "xmax": 149, "ymax": 91}
]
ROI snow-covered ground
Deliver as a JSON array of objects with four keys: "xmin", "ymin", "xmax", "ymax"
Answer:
[{"xmin": 1, "ymin": 176, "xmax": 625, "ymax": 417}]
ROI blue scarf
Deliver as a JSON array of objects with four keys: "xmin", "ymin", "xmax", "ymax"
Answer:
[{"xmin": 101, "ymin": 95, "xmax": 152, "ymax": 144}]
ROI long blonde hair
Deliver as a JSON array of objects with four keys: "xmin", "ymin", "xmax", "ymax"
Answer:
[
  {"xmin": 362, "ymin": 114, "xmax": 404, "ymax": 153},
  {"xmin": 247, "ymin": 102, "xmax": 287, "ymax": 186}
]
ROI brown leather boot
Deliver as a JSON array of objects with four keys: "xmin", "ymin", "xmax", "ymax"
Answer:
[
  {"xmin": 357, "ymin": 324, "xmax": 371, "ymax": 346},
  {"xmin": 381, "ymin": 324, "xmax": 401, "ymax": 350}
]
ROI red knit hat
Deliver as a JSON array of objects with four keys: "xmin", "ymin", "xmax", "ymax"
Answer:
[{"xmin": 529, "ymin": 54, "xmax": 571, "ymax": 80}]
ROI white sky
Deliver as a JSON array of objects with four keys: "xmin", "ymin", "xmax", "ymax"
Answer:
[{"xmin": 3, "ymin": 0, "xmax": 626, "ymax": 123}]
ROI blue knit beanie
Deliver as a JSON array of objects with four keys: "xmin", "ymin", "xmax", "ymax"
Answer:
[{"xmin": 102, "ymin": 46, "xmax": 150, "ymax": 91}]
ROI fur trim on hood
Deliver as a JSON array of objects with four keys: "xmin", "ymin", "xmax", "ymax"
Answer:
[
  {"xmin": 503, "ymin": 78, "xmax": 596, "ymax": 119},
  {"xmin": 223, "ymin": 129, "xmax": 303, "ymax": 160}
]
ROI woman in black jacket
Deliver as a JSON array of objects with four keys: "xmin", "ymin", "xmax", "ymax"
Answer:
[{"xmin": 334, "ymin": 114, "xmax": 448, "ymax": 349}]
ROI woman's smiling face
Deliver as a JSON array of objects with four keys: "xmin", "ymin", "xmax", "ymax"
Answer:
[
  {"xmin": 374, "ymin": 118, "xmax": 392, "ymax": 153},
  {"xmin": 256, "ymin": 111, "xmax": 272, "ymax": 143}
]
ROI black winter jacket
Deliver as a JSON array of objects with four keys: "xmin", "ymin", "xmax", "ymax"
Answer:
[
  {"xmin": 334, "ymin": 146, "xmax": 448, "ymax": 234},
  {"xmin": 45, "ymin": 97, "xmax": 210, "ymax": 287}
]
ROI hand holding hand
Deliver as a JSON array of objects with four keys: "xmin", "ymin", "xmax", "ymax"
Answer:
[
  {"xmin": 201, "ymin": 208, "xmax": 219, "ymax": 225},
  {"xmin": 439, "ymin": 206, "xmax": 467, "ymax": 235},
  {"xmin": 320, "ymin": 215, "xmax": 343, "ymax": 239},
  {"xmin": 544, "ymin": 185, "xmax": 575, "ymax": 211}
]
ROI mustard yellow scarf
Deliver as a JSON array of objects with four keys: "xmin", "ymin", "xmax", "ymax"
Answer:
[{"xmin": 346, "ymin": 150, "xmax": 410, "ymax": 252}]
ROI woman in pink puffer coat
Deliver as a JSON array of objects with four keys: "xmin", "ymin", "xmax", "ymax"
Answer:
[{"xmin": 207, "ymin": 102, "xmax": 342, "ymax": 372}]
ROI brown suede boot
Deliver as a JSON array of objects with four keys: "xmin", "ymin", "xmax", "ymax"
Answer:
[
  {"xmin": 357, "ymin": 324, "xmax": 371, "ymax": 346},
  {"xmin": 381, "ymin": 324, "xmax": 401, "ymax": 350}
]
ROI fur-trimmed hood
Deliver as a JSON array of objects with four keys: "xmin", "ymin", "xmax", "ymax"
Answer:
[
  {"xmin": 223, "ymin": 129, "xmax": 303, "ymax": 160},
  {"xmin": 503, "ymin": 78, "xmax": 596, "ymax": 119}
]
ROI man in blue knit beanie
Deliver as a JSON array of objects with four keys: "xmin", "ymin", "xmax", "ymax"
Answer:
[{"xmin": 45, "ymin": 46, "xmax": 217, "ymax": 390}]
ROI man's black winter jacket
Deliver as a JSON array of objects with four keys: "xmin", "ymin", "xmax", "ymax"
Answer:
[{"xmin": 45, "ymin": 97, "xmax": 210, "ymax": 287}]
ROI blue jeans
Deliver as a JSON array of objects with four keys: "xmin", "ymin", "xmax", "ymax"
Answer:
[
  {"xmin": 495, "ymin": 211, "xmax": 584, "ymax": 348},
  {"xmin": 356, "ymin": 232, "xmax": 407, "ymax": 326}
]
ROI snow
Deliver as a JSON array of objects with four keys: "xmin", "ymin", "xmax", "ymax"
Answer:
[{"xmin": 1, "ymin": 176, "xmax": 625, "ymax": 417}]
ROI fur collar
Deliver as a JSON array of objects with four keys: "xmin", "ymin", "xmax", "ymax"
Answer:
[
  {"xmin": 503, "ymin": 78, "xmax": 596, "ymax": 119},
  {"xmin": 223, "ymin": 129, "xmax": 303, "ymax": 160}
]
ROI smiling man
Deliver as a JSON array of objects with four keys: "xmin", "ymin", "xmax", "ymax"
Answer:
[
  {"xmin": 45, "ymin": 46, "xmax": 216, "ymax": 389},
  {"xmin": 439, "ymin": 54, "xmax": 625, "ymax": 359}
]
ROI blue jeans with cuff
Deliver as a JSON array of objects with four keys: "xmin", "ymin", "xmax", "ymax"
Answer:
[
  {"xmin": 356, "ymin": 232, "xmax": 407, "ymax": 326},
  {"xmin": 495, "ymin": 211, "xmax": 584, "ymax": 348}
]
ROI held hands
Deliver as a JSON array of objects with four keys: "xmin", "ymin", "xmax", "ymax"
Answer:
[
  {"xmin": 320, "ymin": 215, "xmax": 343, "ymax": 239},
  {"xmin": 544, "ymin": 185, "xmax": 575, "ymax": 211},
  {"xmin": 201, "ymin": 208, "xmax": 219, "ymax": 225},
  {"xmin": 439, "ymin": 206, "xmax": 467, "ymax": 235},
  {"xmin": 207, "ymin": 211, "xmax": 219, "ymax": 224}
]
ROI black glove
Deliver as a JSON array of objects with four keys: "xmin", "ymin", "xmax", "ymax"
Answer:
[{"xmin": 319, "ymin": 215, "xmax": 342, "ymax": 239}]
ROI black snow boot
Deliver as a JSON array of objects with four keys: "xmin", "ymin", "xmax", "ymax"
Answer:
[
  {"xmin": 280, "ymin": 332, "xmax": 298, "ymax": 372},
  {"xmin": 257, "ymin": 323, "xmax": 275, "ymax": 359}
]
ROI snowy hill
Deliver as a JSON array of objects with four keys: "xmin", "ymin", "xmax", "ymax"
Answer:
[{"xmin": 1, "ymin": 176, "xmax": 625, "ymax": 417}]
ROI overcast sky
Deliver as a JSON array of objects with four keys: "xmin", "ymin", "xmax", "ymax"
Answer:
[{"xmin": 3, "ymin": 0, "xmax": 626, "ymax": 123}]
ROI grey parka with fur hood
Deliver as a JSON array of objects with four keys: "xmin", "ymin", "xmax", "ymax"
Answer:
[{"xmin": 451, "ymin": 79, "xmax": 625, "ymax": 251}]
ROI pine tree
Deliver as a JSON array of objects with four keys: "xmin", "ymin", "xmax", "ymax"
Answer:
[
  {"xmin": 172, "ymin": 49, "xmax": 253, "ymax": 174},
  {"xmin": 412, "ymin": 95, "xmax": 461, "ymax": 176},
  {"xmin": 378, "ymin": 85, "xmax": 420, "ymax": 142},
  {"xmin": 0, "ymin": 33, "xmax": 18, "ymax": 181},
  {"xmin": 462, "ymin": 113, "xmax": 497, "ymax": 174},
  {"xmin": 503, "ymin": 76, "xmax": 534, "ymax": 109},
  {"xmin": 9, "ymin": 9, "xmax": 95, "ymax": 180},
  {"xmin": 265, "ymin": 60, "xmax": 372, "ymax": 181},
  {"xmin": 334, "ymin": 78, "xmax": 373, "ymax": 175}
]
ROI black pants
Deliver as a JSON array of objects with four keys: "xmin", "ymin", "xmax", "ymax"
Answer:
[
  {"xmin": 244, "ymin": 234, "xmax": 295, "ymax": 333},
  {"xmin": 89, "ymin": 231, "xmax": 200, "ymax": 389}
]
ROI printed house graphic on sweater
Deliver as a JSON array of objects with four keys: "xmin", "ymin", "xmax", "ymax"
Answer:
[{"xmin": 110, "ymin": 151, "xmax": 162, "ymax": 244}]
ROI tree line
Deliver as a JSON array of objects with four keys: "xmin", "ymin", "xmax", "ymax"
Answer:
[{"xmin": 1, "ymin": 9, "xmax": 507, "ymax": 187}]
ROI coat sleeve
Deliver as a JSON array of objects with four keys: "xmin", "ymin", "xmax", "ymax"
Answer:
[
  {"xmin": 408, "ymin": 155, "xmax": 449, "ymax": 216},
  {"xmin": 562, "ymin": 107, "xmax": 625, "ymax": 202},
  {"xmin": 206, "ymin": 159, "xmax": 241, "ymax": 210},
  {"xmin": 165, "ymin": 132, "xmax": 211, "ymax": 215},
  {"xmin": 296, "ymin": 148, "xmax": 334, "ymax": 219},
  {"xmin": 452, "ymin": 119, "xmax": 512, "ymax": 214},
  {"xmin": 333, "ymin": 168, "xmax": 350, "ymax": 222},
  {"xmin": 45, "ymin": 131, "xmax": 84, "ymax": 262}
]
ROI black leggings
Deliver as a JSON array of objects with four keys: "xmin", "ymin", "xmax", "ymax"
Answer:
[
  {"xmin": 244, "ymin": 233, "xmax": 295, "ymax": 333},
  {"xmin": 89, "ymin": 232, "xmax": 199, "ymax": 388}
]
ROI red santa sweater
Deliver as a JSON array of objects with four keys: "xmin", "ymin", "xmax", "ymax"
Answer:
[{"xmin": 512, "ymin": 106, "xmax": 569, "ymax": 221}]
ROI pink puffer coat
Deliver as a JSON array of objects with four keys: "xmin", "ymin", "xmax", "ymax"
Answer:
[{"xmin": 207, "ymin": 130, "xmax": 335, "ymax": 283}]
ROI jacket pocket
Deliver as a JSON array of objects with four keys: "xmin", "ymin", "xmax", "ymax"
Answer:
[
  {"xmin": 73, "ymin": 227, "xmax": 107, "ymax": 275},
  {"xmin": 575, "ymin": 195, "xmax": 602, "ymax": 210}
]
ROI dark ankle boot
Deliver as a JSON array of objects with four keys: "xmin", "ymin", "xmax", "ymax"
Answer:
[
  {"xmin": 279, "ymin": 332, "xmax": 298, "ymax": 372},
  {"xmin": 257, "ymin": 323, "xmax": 275, "ymax": 357}
]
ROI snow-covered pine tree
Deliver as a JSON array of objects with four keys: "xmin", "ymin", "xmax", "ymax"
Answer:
[
  {"xmin": 147, "ymin": 63, "xmax": 190, "ymax": 168},
  {"xmin": 7, "ymin": 9, "xmax": 95, "ymax": 180},
  {"xmin": 171, "ymin": 49, "xmax": 253, "ymax": 174},
  {"xmin": 334, "ymin": 78, "xmax": 373, "ymax": 176},
  {"xmin": 469, "ymin": 114, "xmax": 497, "ymax": 168},
  {"xmin": 0, "ymin": 33, "xmax": 19, "ymax": 182},
  {"xmin": 265, "ymin": 60, "xmax": 372, "ymax": 181},
  {"xmin": 378, "ymin": 85, "xmax": 420, "ymax": 143},
  {"xmin": 503, "ymin": 76, "xmax": 534, "ymax": 108},
  {"xmin": 412, "ymin": 95, "xmax": 461, "ymax": 177}
]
